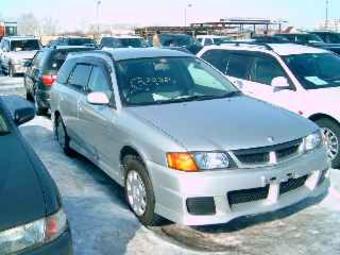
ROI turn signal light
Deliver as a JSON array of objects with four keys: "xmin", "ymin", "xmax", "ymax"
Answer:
[{"xmin": 166, "ymin": 152, "xmax": 198, "ymax": 172}]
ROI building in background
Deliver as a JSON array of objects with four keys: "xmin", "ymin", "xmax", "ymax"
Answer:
[{"xmin": 0, "ymin": 21, "xmax": 18, "ymax": 39}]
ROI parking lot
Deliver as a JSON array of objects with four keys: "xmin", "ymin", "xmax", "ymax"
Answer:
[{"xmin": 0, "ymin": 74, "xmax": 340, "ymax": 255}]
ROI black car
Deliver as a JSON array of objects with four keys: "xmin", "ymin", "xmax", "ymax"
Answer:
[
  {"xmin": 24, "ymin": 46, "xmax": 94, "ymax": 115},
  {"xmin": 47, "ymin": 37, "xmax": 97, "ymax": 48},
  {"xmin": 0, "ymin": 96, "xmax": 72, "ymax": 254},
  {"xmin": 150, "ymin": 33, "xmax": 202, "ymax": 54},
  {"xmin": 310, "ymin": 31, "xmax": 340, "ymax": 44},
  {"xmin": 275, "ymin": 33, "xmax": 340, "ymax": 54}
]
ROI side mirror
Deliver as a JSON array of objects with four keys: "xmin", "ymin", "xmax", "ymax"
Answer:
[
  {"xmin": 23, "ymin": 60, "xmax": 32, "ymax": 67},
  {"xmin": 87, "ymin": 92, "xmax": 110, "ymax": 105},
  {"xmin": 271, "ymin": 76, "xmax": 290, "ymax": 90},
  {"xmin": 2, "ymin": 96, "xmax": 35, "ymax": 125}
]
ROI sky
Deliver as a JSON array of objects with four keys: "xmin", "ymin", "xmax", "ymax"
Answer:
[{"xmin": 0, "ymin": 0, "xmax": 338, "ymax": 31}]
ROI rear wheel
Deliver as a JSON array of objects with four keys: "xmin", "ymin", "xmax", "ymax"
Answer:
[
  {"xmin": 123, "ymin": 155, "xmax": 163, "ymax": 226},
  {"xmin": 8, "ymin": 64, "xmax": 15, "ymax": 77},
  {"xmin": 34, "ymin": 92, "xmax": 48, "ymax": 116},
  {"xmin": 55, "ymin": 115, "xmax": 74, "ymax": 156},
  {"xmin": 315, "ymin": 118, "xmax": 340, "ymax": 168}
]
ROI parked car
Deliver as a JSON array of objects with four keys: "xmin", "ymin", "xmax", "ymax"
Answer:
[
  {"xmin": 196, "ymin": 35, "xmax": 230, "ymax": 46},
  {"xmin": 0, "ymin": 36, "xmax": 41, "ymax": 76},
  {"xmin": 198, "ymin": 43, "xmax": 340, "ymax": 168},
  {"xmin": 0, "ymin": 96, "xmax": 72, "ymax": 254},
  {"xmin": 50, "ymin": 48, "xmax": 329, "ymax": 226},
  {"xmin": 24, "ymin": 46, "xmax": 94, "ymax": 115},
  {"xmin": 274, "ymin": 33, "xmax": 340, "ymax": 54},
  {"xmin": 250, "ymin": 35, "xmax": 290, "ymax": 43},
  {"xmin": 310, "ymin": 31, "xmax": 340, "ymax": 44},
  {"xmin": 99, "ymin": 35, "xmax": 149, "ymax": 49},
  {"xmin": 150, "ymin": 33, "xmax": 202, "ymax": 54},
  {"xmin": 47, "ymin": 36, "xmax": 97, "ymax": 48}
]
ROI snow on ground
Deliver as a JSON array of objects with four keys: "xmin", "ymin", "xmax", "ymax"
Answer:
[{"xmin": 2, "ymin": 76, "xmax": 340, "ymax": 255}]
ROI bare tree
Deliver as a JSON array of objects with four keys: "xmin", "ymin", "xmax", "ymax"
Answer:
[
  {"xmin": 17, "ymin": 13, "xmax": 40, "ymax": 36},
  {"xmin": 41, "ymin": 17, "xmax": 58, "ymax": 35}
]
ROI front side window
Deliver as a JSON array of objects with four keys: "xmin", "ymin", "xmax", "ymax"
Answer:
[
  {"xmin": 249, "ymin": 55, "xmax": 287, "ymax": 85},
  {"xmin": 68, "ymin": 64, "xmax": 92, "ymax": 91},
  {"xmin": 284, "ymin": 53, "xmax": 340, "ymax": 89},
  {"xmin": 116, "ymin": 57, "xmax": 239, "ymax": 106},
  {"xmin": 87, "ymin": 66, "xmax": 113, "ymax": 99}
]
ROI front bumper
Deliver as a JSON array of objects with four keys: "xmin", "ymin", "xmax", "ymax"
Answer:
[
  {"xmin": 20, "ymin": 228, "xmax": 73, "ymax": 255},
  {"xmin": 148, "ymin": 147, "xmax": 330, "ymax": 226}
]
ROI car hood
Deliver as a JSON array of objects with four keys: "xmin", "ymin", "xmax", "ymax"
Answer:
[
  {"xmin": 7, "ymin": 51, "xmax": 37, "ymax": 62},
  {"xmin": 0, "ymin": 133, "xmax": 45, "ymax": 232},
  {"xmin": 127, "ymin": 96, "xmax": 317, "ymax": 151}
]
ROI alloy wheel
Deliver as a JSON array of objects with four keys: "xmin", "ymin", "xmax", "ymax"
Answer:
[
  {"xmin": 126, "ymin": 170, "xmax": 147, "ymax": 216},
  {"xmin": 323, "ymin": 127, "xmax": 339, "ymax": 160}
]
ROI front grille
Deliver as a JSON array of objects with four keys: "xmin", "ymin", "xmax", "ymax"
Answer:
[
  {"xmin": 228, "ymin": 185, "xmax": 269, "ymax": 206},
  {"xmin": 280, "ymin": 175, "xmax": 308, "ymax": 194},
  {"xmin": 233, "ymin": 138, "xmax": 302, "ymax": 166}
]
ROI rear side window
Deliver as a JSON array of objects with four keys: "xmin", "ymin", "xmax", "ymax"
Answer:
[
  {"xmin": 249, "ymin": 55, "xmax": 287, "ymax": 85},
  {"xmin": 226, "ymin": 54, "xmax": 254, "ymax": 79},
  {"xmin": 201, "ymin": 50, "xmax": 231, "ymax": 74},
  {"xmin": 68, "ymin": 64, "xmax": 92, "ymax": 91}
]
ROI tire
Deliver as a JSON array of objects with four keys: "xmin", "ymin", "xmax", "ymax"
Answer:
[
  {"xmin": 8, "ymin": 64, "xmax": 15, "ymax": 77},
  {"xmin": 315, "ymin": 118, "xmax": 340, "ymax": 169},
  {"xmin": 26, "ymin": 90, "xmax": 33, "ymax": 101},
  {"xmin": 34, "ymin": 92, "xmax": 48, "ymax": 116},
  {"xmin": 55, "ymin": 115, "xmax": 75, "ymax": 156},
  {"xmin": 123, "ymin": 155, "xmax": 163, "ymax": 226}
]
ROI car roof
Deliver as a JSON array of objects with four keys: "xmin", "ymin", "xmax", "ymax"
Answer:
[
  {"xmin": 101, "ymin": 35, "xmax": 142, "ymax": 39},
  {"xmin": 4, "ymin": 36, "xmax": 38, "ymax": 41},
  {"xmin": 202, "ymin": 43, "xmax": 329, "ymax": 56},
  {"xmin": 102, "ymin": 47, "xmax": 192, "ymax": 61}
]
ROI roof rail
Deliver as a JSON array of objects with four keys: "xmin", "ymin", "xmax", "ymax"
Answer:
[{"xmin": 222, "ymin": 41, "xmax": 274, "ymax": 51}]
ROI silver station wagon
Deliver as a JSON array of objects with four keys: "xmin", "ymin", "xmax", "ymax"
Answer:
[{"xmin": 50, "ymin": 48, "xmax": 330, "ymax": 226}]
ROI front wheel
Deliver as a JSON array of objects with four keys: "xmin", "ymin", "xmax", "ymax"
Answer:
[
  {"xmin": 315, "ymin": 118, "xmax": 340, "ymax": 169},
  {"xmin": 123, "ymin": 155, "xmax": 163, "ymax": 226}
]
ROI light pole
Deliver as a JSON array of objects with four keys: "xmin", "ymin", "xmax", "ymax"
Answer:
[
  {"xmin": 184, "ymin": 3, "xmax": 192, "ymax": 27},
  {"xmin": 96, "ymin": 0, "xmax": 102, "ymax": 37},
  {"xmin": 325, "ymin": 0, "xmax": 329, "ymax": 29}
]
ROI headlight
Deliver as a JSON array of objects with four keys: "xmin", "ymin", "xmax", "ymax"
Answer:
[
  {"xmin": 304, "ymin": 131, "xmax": 323, "ymax": 152},
  {"xmin": 167, "ymin": 152, "xmax": 234, "ymax": 171},
  {"xmin": 0, "ymin": 209, "xmax": 67, "ymax": 254}
]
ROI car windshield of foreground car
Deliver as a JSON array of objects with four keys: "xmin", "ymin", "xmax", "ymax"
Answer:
[
  {"xmin": 284, "ymin": 53, "xmax": 340, "ymax": 89},
  {"xmin": 11, "ymin": 40, "xmax": 40, "ymax": 51},
  {"xmin": 0, "ymin": 112, "xmax": 9, "ymax": 135},
  {"xmin": 116, "ymin": 56, "xmax": 240, "ymax": 106}
]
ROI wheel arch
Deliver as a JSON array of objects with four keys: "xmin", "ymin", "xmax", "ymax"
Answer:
[{"xmin": 309, "ymin": 113, "xmax": 340, "ymax": 125}]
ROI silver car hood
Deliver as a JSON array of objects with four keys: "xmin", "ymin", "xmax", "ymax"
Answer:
[{"xmin": 127, "ymin": 96, "xmax": 317, "ymax": 151}]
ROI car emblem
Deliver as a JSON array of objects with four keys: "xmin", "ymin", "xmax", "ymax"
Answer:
[{"xmin": 267, "ymin": 136, "xmax": 275, "ymax": 143}]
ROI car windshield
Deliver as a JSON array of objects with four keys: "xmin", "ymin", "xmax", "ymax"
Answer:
[
  {"xmin": 214, "ymin": 37, "xmax": 230, "ymax": 45},
  {"xmin": 68, "ymin": 38, "xmax": 95, "ymax": 46},
  {"xmin": 160, "ymin": 35, "xmax": 198, "ymax": 47},
  {"xmin": 0, "ymin": 112, "xmax": 9, "ymax": 134},
  {"xmin": 11, "ymin": 39, "xmax": 40, "ymax": 51},
  {"xmin": 299, "ymin": 34, "xmax": 323, "ymax": 43},
  {"xmin": 284, "ymin": 53, "xmax": 340, "ymax": 89},
  {"xmin": 116, "ymin": 56, "xmax": 240, "ymax": 106}
]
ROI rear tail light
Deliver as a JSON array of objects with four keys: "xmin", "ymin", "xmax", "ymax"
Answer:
[{"xmin": 41, "ymin": 74, "xmax": 57, "ymax": 87}]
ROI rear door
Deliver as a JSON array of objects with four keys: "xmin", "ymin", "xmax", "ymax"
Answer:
[
  {"xmin": 24, "ymin": 50, "xmax": 45, "ymax": 95},
  {"xmin": 60, "ymin": 62, "xmax": 92, "ymax": 145}
]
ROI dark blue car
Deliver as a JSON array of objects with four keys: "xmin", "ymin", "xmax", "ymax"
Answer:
[{"xmin": 0, "ymin": 96, "xmax": 72, "ymax": 254}]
